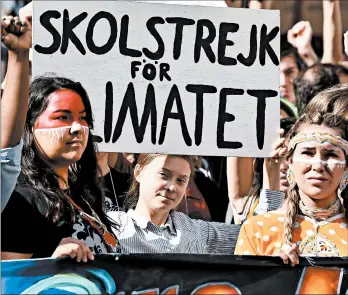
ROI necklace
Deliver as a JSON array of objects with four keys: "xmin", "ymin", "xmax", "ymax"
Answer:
[
  {"xmin": 64, "ymin": 192, "xmax": 119, "ymax": 251},
  {"xmin": 108, "ymin": 167, "xmax": 120, "ymax": 210},
  {"xmin": 299, "ymin": 197, "xmax": 341, "ymax": 221}
]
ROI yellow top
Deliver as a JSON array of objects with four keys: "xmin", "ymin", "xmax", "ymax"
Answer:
[{"xmin": 235, "ymin": 211, "xmax": 348, "ymax": 257}]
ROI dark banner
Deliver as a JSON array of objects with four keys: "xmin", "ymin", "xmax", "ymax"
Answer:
[{"xmin": 2, "ymin": 254, "xmax": 348, "ymax": 294}]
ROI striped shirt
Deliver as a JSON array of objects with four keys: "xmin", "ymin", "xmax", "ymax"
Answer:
[
  {"xmin": 108, "ymin": 210, "xmax": 240, "ymax": 254},
  {"xmin": 254, "ymin": 189, "xmax": 285, "ymax": 216}
]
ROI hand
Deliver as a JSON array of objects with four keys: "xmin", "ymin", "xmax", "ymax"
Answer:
[
  {"xmin": 277, "ymin": 243, "xmax": 300, "ymax": 267},
  {"xmin": 265, "ymin": 129, "xmax": 287, "ymax": 167},
  {"xmin": 19, "ymin": 2, "xmax": 33, "ymax": 26},
  {"xmin": 52, "ymin": 238, "xmax": 95, "ymax": 263},
  {"xmin": 344, "ymin": 31, "xmax": 348, "ymax": 56},
  {"xmin": 1, "ymin": 14, "xmax": 32, "ymax": 51},
  {"xmin": 287, "ymin": 21, "xmax": 313, "ymax": 52}
]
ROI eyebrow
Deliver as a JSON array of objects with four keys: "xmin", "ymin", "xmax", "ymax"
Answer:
[
  {"xmin": 300, "ymin": 146, "xmax": 341, "ymax": 153},
  {"xmin": 324, "ymin": 148, "xmax": 340, "ymax": 153},
  {"xmin": 53, "ymin": 109, "xmax": 86, "ymax": 114},
  {"xmin": 162, "ymin": 168, "xmax": 189, "ymax": 179}
]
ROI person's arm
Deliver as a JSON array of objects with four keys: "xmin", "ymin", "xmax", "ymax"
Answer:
[
  {"xmin": 321, "ymin": 0, "xmax": 343, "ymax": 64},
  {"xmin": 344, "ymin": 30, "xmax": 348, "ymax": 57},
  {"xmin": 1, "ymin": 6, "xmax": 32, "ymax": 148},
  {"xmin": 254, "ymin": 133, "xmax": 286, "ymax": 215},
  {"xmin": 1, "ymin": 140, "xmax": 23, "ymax": 210},
  {"xmin": 107, "ymin": 152, "xmax": 119, "ymax": 169},
  {"xmin": 248, "ymin": 0, "xmax": 273, "ymax": 9},
  {"xmin": 226, "ymin": 157, "xmax": 254, "ymax": 212},
  {"xmin": 193, "ymin": 218, "xmax": 241, "ymax": 254},
  {"xmin": 262, "ymin": 136, "xmax": 286, "ymax": 191},
  {"xmin": 287, "ymin": 21, "xmax": 319, "ymax": 66}
]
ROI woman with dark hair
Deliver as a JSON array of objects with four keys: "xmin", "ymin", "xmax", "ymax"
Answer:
[
  {"xmin": 2, "ymin": 73, "xmax": 120, "ymax": 260},
  {"xmin": 235, "ymin": 113, "xmax": 348, "ymax": 261},
  {"xmin": 1, "ymin": 58, "xmax": 120, "ymax": 261}
]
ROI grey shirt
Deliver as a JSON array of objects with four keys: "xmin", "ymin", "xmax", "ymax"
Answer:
[
  {"xmin": 108, "ymin": 189, "xmax": 284, "ymax": 254},
  {"xmin": 108, "ymin": 210, "xmax": 240, "ymax": 254}
]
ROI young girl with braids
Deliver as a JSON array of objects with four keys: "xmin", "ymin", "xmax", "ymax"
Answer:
[{"xmin": 235, "ymin": 113, "xmax": 348, "ymax": 265}]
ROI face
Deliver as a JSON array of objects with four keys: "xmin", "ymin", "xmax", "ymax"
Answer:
[
  {"xmin": 136, "ymin": 155, "xmax": 191, "ymax": 212},
  {"xmin": 290, "ymin": 124, "xmax": 347, "ymax": 204},
  {"xmin": 280, "ymin": 55, "xmax": 299, "ymax": 104},
  {"xmin": 33, "ymin": 89, "xmax": 89, "ymax": 166}
]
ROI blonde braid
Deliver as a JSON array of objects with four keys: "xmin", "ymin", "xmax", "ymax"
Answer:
[
  {"xmin": 283, "ymin": 187, "xmax": 300, "ymax": 245},
  {"xmin": 341, "ymin": 187, "xmax": 348, "ymax": 222}
]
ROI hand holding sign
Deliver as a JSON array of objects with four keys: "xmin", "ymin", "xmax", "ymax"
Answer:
[{"xmin": 277, "ymin": 243, "xmax": 300, "ymax": 267}]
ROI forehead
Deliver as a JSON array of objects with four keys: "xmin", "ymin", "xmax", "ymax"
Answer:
[
  {"xmin": 280, "ymin": 55, "xmax": 298, "ymax": 71},
  {"xmin": 45, "ymin": 89, "xmax": 85, "ymax": 112},
  {"xmin": 295, "ymin": 123, "xmax": 344, "ymax": 152},
  {"xmin": 146, "ymin": 155, "xmax": 191, "ymax": 175}
]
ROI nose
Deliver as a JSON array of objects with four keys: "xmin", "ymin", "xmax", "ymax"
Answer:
[
  {"xmin": 70, "ymin": 122, "xmax": 83, "ymax": 134},
  {"xmin": 311, "ymin": 157, "xmax": 325, "ymax": 172},
  {"xmin": 166, "ymin": 181, "xmax": 176, "ymax": 192}
]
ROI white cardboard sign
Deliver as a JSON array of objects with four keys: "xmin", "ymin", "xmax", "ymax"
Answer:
[{"xmin": 33, "ymin": 1, "xmax": 280, "ymax": 157}]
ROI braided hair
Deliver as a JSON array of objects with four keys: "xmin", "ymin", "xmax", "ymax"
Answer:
[{"xmin": 283, "ymin": 113, "xmax": 348, "ymax": 245}]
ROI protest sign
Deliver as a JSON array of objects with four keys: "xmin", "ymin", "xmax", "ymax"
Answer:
[
  {"xmin": 2, "ymin": 254, "xmax": 348, "ymax": 294},
  {"xmin": 33, "ymin": 1, "xmax": 280, "ymax": 156}
]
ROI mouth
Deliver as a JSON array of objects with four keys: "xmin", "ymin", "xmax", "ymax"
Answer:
[
  {"xmin": 280, "ymin": 178, "xmax": 289, "ymax": 186},
  {"xmin": 280, "ymin": 173, "xmax": 288, "ymax": 185},
  {"xmin": 158, "ymin": 194, "xmax": 175, "ymax": 201},
  {"xmin": 66, "ymin": 140, "xmax": 83, "ymax": 146},
  {"xmin": 307, "ymin": 176, "xmax": 328, "ymax": 184}
]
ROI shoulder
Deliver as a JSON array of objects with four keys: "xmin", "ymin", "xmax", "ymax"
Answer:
[
  {"xmin": 14, "ymin": 185, "xmax": 39, "ymax": 207},
  {"xmin": 1, "ymin": 139, "xmax": 23, "ymax": 166},
  {"xmin": 107, "ymin": 210, "xmax": 133, "ymax": 229},
  {"xmin": 2, "ymin": 185, "xmax": 44, "ymax": 221},
  {"xmin": 170, "ymin": 211, "xmax": 194, "ymax": 223}
]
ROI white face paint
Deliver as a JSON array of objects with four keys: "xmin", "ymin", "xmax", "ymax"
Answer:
[
  {"xmin": 293, "ymin": 158, "xmax": 347, "ymax": 169},
  {"xmin": 34, "ymin": 126, "xmax": 89, "ymax": 144}
]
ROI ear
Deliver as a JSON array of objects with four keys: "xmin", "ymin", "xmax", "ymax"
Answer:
[{"xmin": 134, "ymin": 164, "xmax": 142, "ymax": 182}]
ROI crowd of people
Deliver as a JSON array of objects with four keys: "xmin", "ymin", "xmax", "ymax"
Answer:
[{"xmin": 1, "ymin": 0, "xmax": 348, "ymax": 267}]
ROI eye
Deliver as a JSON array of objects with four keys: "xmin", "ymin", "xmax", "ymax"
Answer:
[
  {"xmin": 55, "ymin": 115, "xmax": 68, "ymax": 120},
  {"xmin": 158, "ymin": 172, "xmax": 168, "ymax": 179},
  {"xmin": 80, "ymin": 116, "xmax": 87, "ymax": 121},
  {"xmin": 326, "ymin": 152, "xmax": 338, "ymax": 158},
  {"xmin": 177, "ymin": 178, "xmax": 187, "ymax": 184},
  {"xmin": 284, "ymin": 69, "xmax": 294, "ymax": 77},
  {"xmin": 301, "ymin": 151, "xmax": 313, "ymax": 156}
]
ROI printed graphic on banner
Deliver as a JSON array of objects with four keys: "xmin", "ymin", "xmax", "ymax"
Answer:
[
  {"xmin": 2, "ymin": 255, "xmax": 348, "ymax": 294},
  {"xmin": 33, "ymin": 1, "xmax": 280, "ymax": 156}
]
